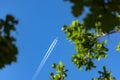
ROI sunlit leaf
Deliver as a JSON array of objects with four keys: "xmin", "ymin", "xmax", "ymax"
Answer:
[{"xmin": 116, "ymin": 42, "xmax": 120, "ymax": 51}]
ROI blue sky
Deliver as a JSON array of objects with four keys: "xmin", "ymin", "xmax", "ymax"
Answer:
[{"xmin": 0, "ymin": 0, "xmax": 120, "ymax": 80}]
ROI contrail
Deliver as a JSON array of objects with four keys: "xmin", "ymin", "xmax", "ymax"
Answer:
[
  {"xmin": 32, "ymin": 38, "xmax": 58, "ymax": 80},
  {"xmin": 32, "ymin": 37, "xmax": 58, "ymax": 80},
  {"xmin": 35, "ymin": 38, "xmax": 57, "ymax": 73},
  {"xmin": 39, "ymin": 39, "xmax": 58, "ymax": 71},
  {"xmin": 33, "ymin": 38, "xmax": 58, "ymax": 76}
]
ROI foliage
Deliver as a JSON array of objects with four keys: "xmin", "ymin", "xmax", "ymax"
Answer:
[
  {"xmin": 50, "ymin": 1, "xmax": 120, "ymax": 80},
  {"xmin": 92, "ymin": 66, "xmax": 116, "ymax": 80},
  {"xmin": 64, "ymin": 0, "xmax": 120, "ymax": 32},
  {"xmin": 0, "ymin": 14, "xmax": 18, "ymax": 69},
  {"xmin": 50, "ymin": 20, "xmax": 118, "ymax": 80},
  {"xmin": 62, "ymin": 20, "xmax": 108, "ymax": 70},
  {"xmin": 50, "ymin": 61, "xmax": 68, "ymax": 80}
]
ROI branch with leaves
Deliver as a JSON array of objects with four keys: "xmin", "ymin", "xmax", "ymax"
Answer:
[
  {"xmin": 50, "ymin": 62, "xmax": 68, "ymax": 80},
  {"xmin": 0, "ymin": 14, "xmax": 18, "ymax": 69},
  {"xmin": 62, "ymin": 20, "xmax": 109, "ymax": 70},
  {"xmin": 92, "ymin": 66, "xmax": 116, "ymax": 80},
  {"xmin": 64, "ymin": 0, "xmax": 120, "ymax": 33}
]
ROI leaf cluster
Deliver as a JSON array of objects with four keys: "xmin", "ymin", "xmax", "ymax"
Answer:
[
  {"xmin": 50, "ymin": 1, "xmax": 120, "ymax": 80},
  {"xmin": 62, "ymin": 20, "xmax": 108, "ymax": 70},
  {"xmin": 64, "ymin": 0, "xmax": 120, "ymax": 32},
  {"xmin": 0, "ymin": 14, "xmax": 18, "ymax": 69},
  {"xmin": 92, "ymin": 66, "xmax": 116, "ymax": 80},
  {"xmin": 50, "ymin": 61, "xmax": 68, "ymax": 80}
]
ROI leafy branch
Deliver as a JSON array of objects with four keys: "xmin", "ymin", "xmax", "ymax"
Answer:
[
  {"xmin": 62, "ymin": 20, "xmax": 108, "ymax": 70},
  {"xmin": 0, "ymin": 14, "xmax": 18, "ymax": 69},
  {"xmin": 50, "ymin": 61, "xmax": 68, "ymax": 80},
  {"xmin": 92, "ymin": 66, "xmax": 116, "ymax": 80}
]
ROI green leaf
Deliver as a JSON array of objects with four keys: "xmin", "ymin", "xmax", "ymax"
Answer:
[
  {"xmin": 116, "ymin": 42, "xmax": 120, "ymax": 51},
  {"xmin": 52, "ymin": 63, "xmax": 57, "ymax": 68},
  {"xmin": 98, "ymin": 56, "xmax": 101, "ymax": 61},
  {"xmin": 59, "ymin": 61, "xmax": 64, "ymax": 68}
]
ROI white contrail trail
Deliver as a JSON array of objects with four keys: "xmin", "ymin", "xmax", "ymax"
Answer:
[
  {"xmin": 39, "ymin": 39, "xmax": 58, "ymax": 71},
  {"xmin": 32, "ymin": 38, "xmax": 58, "ymax": 80},
  {"xmin": 32, "ymin": 37, "xmax": 58, "ymax": 80},
  {"xmin": 33, "ymin": 38, "xmax": 58, "ymax": 76},
  {"xmin": 34, "ymin": 38, "xmax": 57, "ymax": 73}
]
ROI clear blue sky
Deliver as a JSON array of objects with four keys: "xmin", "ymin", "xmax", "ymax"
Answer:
[{"xmin": 0, "ymin": 0, "xmax": 120, "ymax": 80}]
